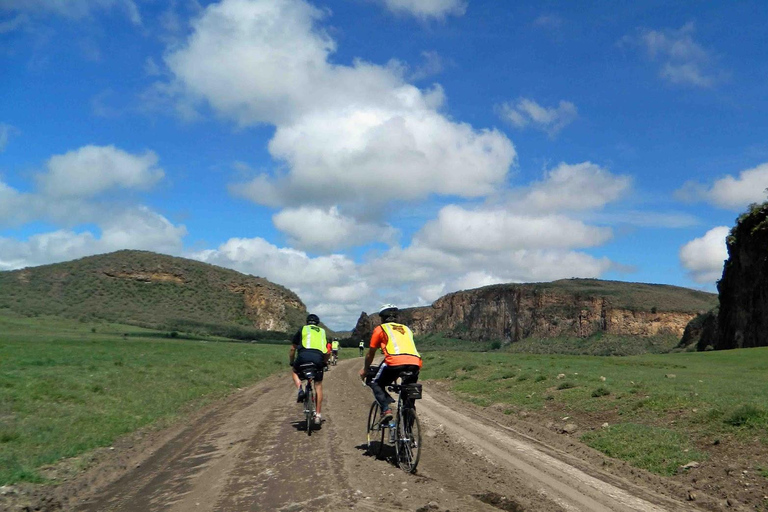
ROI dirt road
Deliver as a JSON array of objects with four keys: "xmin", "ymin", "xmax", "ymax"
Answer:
[{"xmin": 67, "ymin": 359, "xmax": 718, "ymax": 512}]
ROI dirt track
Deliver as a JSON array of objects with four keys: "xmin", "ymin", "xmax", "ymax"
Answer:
[{"xmin": 54, "ymin": 359, "xmax": 728, "ymax": 511}]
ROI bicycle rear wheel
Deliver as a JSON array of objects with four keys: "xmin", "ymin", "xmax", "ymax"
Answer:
[
  {"xmin": 395, "ymin": 408, "xmax": 421, "ymax": 473},
  {"xmin": 366, "ymin": 401, "xmax": 384, "ymax": 456},
  {"xmin": 305, "ymin": 381, "xmax": 315, "ymax": 436}
]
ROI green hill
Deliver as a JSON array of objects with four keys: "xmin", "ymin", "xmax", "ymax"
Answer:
[{"xmin": 0, "ymin": 250, "xmax": 307, "ymax": 339}]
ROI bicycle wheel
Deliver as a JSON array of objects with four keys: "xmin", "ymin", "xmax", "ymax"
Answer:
[
  {"xmin": 395, "ymin": 408, "xmax": 421, "ymax": 473},
  {"xmin": 305, "ymin": 381, "xmax": 314, "ymax": 436},
  {"xmin": 366, "ymin": 401, "xmax": 384, "ymax": 456}
]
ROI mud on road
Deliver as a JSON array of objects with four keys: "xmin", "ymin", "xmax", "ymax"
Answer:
[{"xmin": 5, "ymin": 359, "xmax": 739, "ymax": 511}]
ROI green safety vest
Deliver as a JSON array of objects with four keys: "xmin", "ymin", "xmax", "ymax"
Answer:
[
  {"xmin": 301, "ymin": 325, "xmax": 328, "ymax": 353},
  {"xmin": 331, "ymin": 341, "xmax": 339, "ymax": 350}
]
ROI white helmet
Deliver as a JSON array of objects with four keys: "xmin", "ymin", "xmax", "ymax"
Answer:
[{"xmin": 379, "ymin": 303, "xmax": 398, "ymax": 316}]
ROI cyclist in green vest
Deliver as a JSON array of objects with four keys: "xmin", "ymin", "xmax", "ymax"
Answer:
[
  {"xmin": 331, "ymin": 338, "xmax": 340, "ymax": 364},
  {"xmin": 290, "ymin": 313, "xmax": 329, "ymax": 424}
]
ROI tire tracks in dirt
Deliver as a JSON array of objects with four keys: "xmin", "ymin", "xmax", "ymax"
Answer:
[{"xmin": 67, "ymin": 358, "xmax": 716, "ymax": 512}]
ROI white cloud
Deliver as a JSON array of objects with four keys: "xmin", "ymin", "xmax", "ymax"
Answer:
[
  {"xmin": 676, "ymin": 162, "xmax": 768, "ymax": 210},
  {"xmin": 38, "ymin": 145, "xmax": 164, "ymax": 198},
  {"xmin": 498, "ymin": 97, "xmax": 577, "ymax": 137},
  {"xmin": 679, "ymin": 226, "xmax": 728, "ymax": 284},
  {"xmin": 0, "ymin": 0, "xmax": 141, "ymax": 23},
  {"xmin": 273, "ymin": 206, "xmax": 398, "ymax": 252},
  {"xmin": 416, "ymin": 205, "xmax": 612, "ymax": 253},
  {"xmin": 623, "ymin": 22, "xmax": 721, "ymax": 87},
  {"xmin": 0, "ymin": 123, "xmax": 18, "ymax": 152},
  {"xmin": 164, "ymin": 0, "xmax": 515, "ymax": 209},
  {"xmin": 511, "ymin": 162, "xmax": 631, "ymax": 213},
  {"xmin": 0, "ymin": 207, "xmax": 186, "ymax": 270},
  {"xmin": 379, "ymin": 0, "xmax": 467, "ymax": 19}
]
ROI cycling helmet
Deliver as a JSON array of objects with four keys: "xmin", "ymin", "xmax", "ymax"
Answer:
[
  {"xmin": 306, "ymin": 313, "xmax": 320, "ymax": 325},
  {"xmin": 378, "ymin": 303, "xmax": 398, "ymax": 320}
]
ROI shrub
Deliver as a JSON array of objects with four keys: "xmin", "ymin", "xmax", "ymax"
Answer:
[
  {"xmin": 724, "ymin": 405, "xmax": 766, "ymax": 427},
  {"xmin": 557, "ymin": 381, "xmax": 576, "ymax": 390},
  {"xmin": 591, "ymin": 387, "xmax": 611, "ymax": 397}
]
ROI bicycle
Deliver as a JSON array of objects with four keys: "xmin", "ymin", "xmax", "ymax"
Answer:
[
  {"xmin": 365, "ymin": 368, "xmax": 422, "ymax": 473},
  {"xmin": 297, "ymin": 362, "xmax": 319, "ymax": 436},
  {"xmin": 331, "ymin": 352, "xmax": 338, "ymax": 366}
]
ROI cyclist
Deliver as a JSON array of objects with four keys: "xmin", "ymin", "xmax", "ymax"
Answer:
[
  {"xmin": 290, "ymin": 313, "xmax": 329, "ymax": 424},
  {"xmin": 359, "ymin": 304, "xmax": 422, "ymax": 425},
  {"xmin": 331, "ymin": 338, "xmax": 340, "ymax": 364},
  {"xmin": 358, "ymin": 340, "xmax": 365, "ymax": 356}
]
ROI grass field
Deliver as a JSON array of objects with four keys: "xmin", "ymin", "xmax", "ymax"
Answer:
[
  {"xmin": 421, "ymin": 348, "xmax": 768, "ymax": 476},
  {"xmin": 0, "ymin": 311, "xmax": 291, "ymax": 485}
]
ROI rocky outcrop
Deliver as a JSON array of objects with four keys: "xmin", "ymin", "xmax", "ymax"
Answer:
[
  {"xmin": 351, "ymin": 279, "xmax": 716, "ymax": 344},
  {"xmin": 711, "ymin": 201, "xmax": 768, "ymax": 350},
  {"xmin": 227, "ymin": 283, "xmax": 305, "ymax": 332}
]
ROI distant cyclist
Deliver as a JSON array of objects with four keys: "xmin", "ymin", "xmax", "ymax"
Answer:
[
  {"xmin": 359, "ymin": 340, "xmax": 365, "ymax": 356},
  {"xmin": 290, "ymin": 314, "xmax": 329, "ymax": 424},
  {"xmin": 359, "ymin": 304, "xmax": 422, "ymax": 424},
  {"xmin": 331, "ymin": 338, "xmax": 340, "ymax": 364}
]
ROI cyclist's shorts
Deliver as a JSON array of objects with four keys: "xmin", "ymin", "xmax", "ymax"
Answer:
[
  {"xmin": 331, "ymin": 350, "xmax": 339, "ymax": 355},
  {"xmin": 293, "ymin": 349, "xmax": 325, "ymax": 382}
]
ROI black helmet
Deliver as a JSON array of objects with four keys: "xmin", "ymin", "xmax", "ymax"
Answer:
[
  {"xmin": 378, "ymin": 303, "xmax": 398, "ymax": 321},
  {"xmin": 306, "ymin": 314, "xmax": 320, "ymax": 325}
]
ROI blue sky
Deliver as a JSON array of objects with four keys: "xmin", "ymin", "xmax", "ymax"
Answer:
[{"xmin": 2, "ymin": 0, "xmax": 767, "ymax": 329}]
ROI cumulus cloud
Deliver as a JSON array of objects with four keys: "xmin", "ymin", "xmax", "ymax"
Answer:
[
  {"xmin": 622, "ymin": 22, "xmax": 722, "ymax": 87},
  {"xmin": 510, "ymin": 162, "xmax": 631, "ymax": 213},
  {"xmin": 379, "ymin": 0, "xmax": 467, "ymax": 19},
  {"xmin": 679, "ymin": 226, "xmax": 729, "ymax": 284},
  {"xmin": 416, "ymin": 205, "xmax": 612, "ymax": 253},
  {"xmin": 498, "ymin": 97, "xmax": 577, "ymax": 137},
  {"xmin": 676, "ymin": 162, "xmax": 768, "ymax": 210},
  {"xmin": 0, "ymin": 0, "xmax": 141, "ymax": 23},
  {"xmin": 164, "ymin": 0, "xmax": 515, "ymax": 209},
  {"xmin": 38, "ymin": 145, "xmax": 164, "ymax": 198},
  {"xmin": 192, "ymin": 233, "xmax": 615, "ymax": 329},
  {"xmin": 0, "ymin": 207, "xmax": 186, "ymax": 270},
  {"xmin": 273, "ymin": 206, "xmax": 398, "ymax": 252}
]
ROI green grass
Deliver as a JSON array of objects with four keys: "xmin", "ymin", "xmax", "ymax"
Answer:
[
  {"xmin": 421, "ymin": 347, "xmax": 768, "ymax": 475},
  {"xmin": 505, "ymin": 333, "xmax": 683, "ymax": 356},
  {"xmin": 0, "ymin": 312, "xmax": 290, "ymax": 485},
  {"xmin": 581, "ymin": 424, "xmax": 705, "ymax": 476}
]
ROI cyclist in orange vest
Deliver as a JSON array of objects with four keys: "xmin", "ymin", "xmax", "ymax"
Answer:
[{"xmin": 359, "ymin": 304, "xmax": 422, "ymax": 424}]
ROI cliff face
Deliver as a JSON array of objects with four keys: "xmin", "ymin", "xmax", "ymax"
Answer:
[
  {"xmin": 713, "ymin": 201, "xmax": 768, "ymax": 350},
  {"xmin": 351, "ymin": 280, "xmax": 714, "ymax": 344}
]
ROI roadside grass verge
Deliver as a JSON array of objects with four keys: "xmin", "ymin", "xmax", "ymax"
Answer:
[
  {"xmin": 420, "ymin": 347, "xmax": 768, "ymax": 476},
  {"xmin": 0, "ymin": 312, "xmax": 288, "ymax": 485}
]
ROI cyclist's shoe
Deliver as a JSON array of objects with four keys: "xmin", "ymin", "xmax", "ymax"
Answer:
[
  {"xmin": 380, "ymin": 409, "xmax": 393, "ymax": 425},
  {"xmin": 297, "ymin": 388, "xmax": 306, "ymax": 403},
  {"xmin": 314, "ymin": 413, "xmax": 322, "ymax": 425}
]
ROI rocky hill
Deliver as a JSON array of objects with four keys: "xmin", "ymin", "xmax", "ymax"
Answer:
[
  {"xmin": 709, "ymin": 201, "xmax": 768, "ymax": 350},
  {"xmin": 351, "ymin": 279, "xmax": 717, "ymax": 345},
  {"xmin": 0, "ymin": 250, "xmax": 307, "ymax": 336}
]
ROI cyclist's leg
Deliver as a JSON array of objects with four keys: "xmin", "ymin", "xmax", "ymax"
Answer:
[
  {"xmin": 313, "ymin": 356, "xmax": 325, "ymax": 415},
  {"xmin": 370, "ymin": 364, "xmax": 398, "ymax": 412}
]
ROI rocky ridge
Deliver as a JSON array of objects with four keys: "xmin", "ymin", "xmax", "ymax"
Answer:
[{"xmin": 352, "ymin": 279, "xmax": 717, "ymax": 345}]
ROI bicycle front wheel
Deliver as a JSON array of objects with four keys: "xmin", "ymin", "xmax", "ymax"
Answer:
[
  {"xmin": 366, "ymin": 401, "xmax": 384, "ymax": 457},
  {"xmin": 395, "ymin": 408, "xmax": 421, "ymax": 473}
]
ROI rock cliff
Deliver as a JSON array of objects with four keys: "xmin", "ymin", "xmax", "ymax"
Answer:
[
  {"xmin": 711, "ymin": 201, "xmax": 768, "ymax": 350},
  {"xmin": 351, "ymin": 279, "xmax": 717, "ymax": 344}
]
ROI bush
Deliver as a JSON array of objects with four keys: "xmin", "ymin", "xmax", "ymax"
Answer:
[
  {"xmin": 724, "ymin": 405, "xmax": 766, "ymax": 427},
  {"xmin": 557, "ymin": 381, "xmax": 576, "ymax": 390},
  {"xmin": 591, "ymin": 387, "xmax": 611, "ymax": 397}
]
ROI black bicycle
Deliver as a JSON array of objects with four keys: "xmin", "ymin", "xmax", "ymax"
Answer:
[
  {"xmin": 297, "ymin": 362, "xmax": 319, "ymax": 435},
  {"xmin": 365, "ymin": 369, "xmax": 422, "ymax": 473}
]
